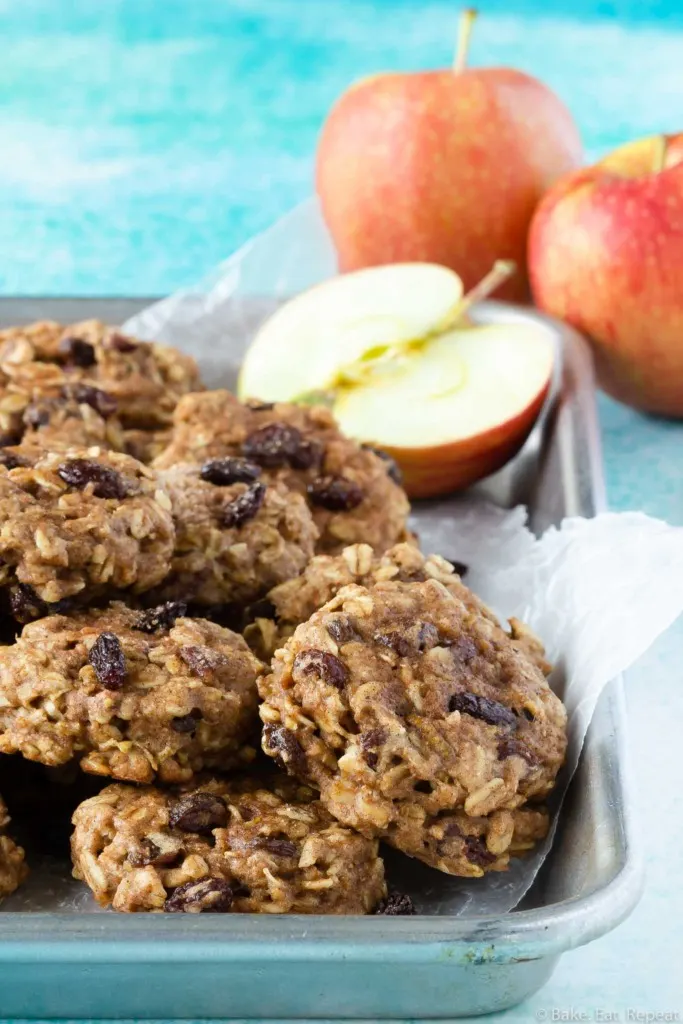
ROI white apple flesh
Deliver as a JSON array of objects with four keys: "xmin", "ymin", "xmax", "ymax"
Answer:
[
  {"xmin": 334, "ymin": 323, "xmax": 554, "ymax": 497},
  {"xmin": 238, "ymin": 263, "xmax": 554, "ymax": 498},
  {"xmin": 238, "ymin": 263, "xmax": 463, "ymax": 401}
]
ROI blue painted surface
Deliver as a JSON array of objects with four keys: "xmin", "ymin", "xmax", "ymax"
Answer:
[
  {"xmin": 0, "ymin": 0, "xmax": 682, "ymax": 1020},
  {"xmin": 1, "ymin": 0, "xmax": 683, "ymax": 295}
]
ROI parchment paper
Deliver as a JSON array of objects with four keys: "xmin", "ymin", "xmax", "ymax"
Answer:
[{"xmin": 7, "ymin": 200, "xmax": 683, "ymax": 916}]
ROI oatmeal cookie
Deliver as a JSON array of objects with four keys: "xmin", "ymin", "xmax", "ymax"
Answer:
[
  {"xmin": 0, "ymin": 603, "xmax": 262, "ymax": 784},
  {"xmin": 151, "ymin": 463, "xmax": 318, "ymax": 607},
  {"xmin": 153, "ymin": 391, "xmax": 410, "ymax": 554},
  {"xmin": 258, "ymin": 578, "xmax": 566, "ymax": 876},
  {"xmin": 0, "ymin": 319, "xmax": 201, "ymax": 430},
  {"xmin": 247, "ymin": 542, "xmax": 551, "ymax": 675},
  {"xmin": 0, "ymin": 794, "xmax": 28, "ymax": 901},
  {"xmin": 0, "ymin": 447, "xmax": 175, "ymax": 617},
  {"xmin": 123, "ymin": 427, "xmax": 173, "ymax": 465},
  {"xmin": 71, "ymin": 775, "xmax": 386, "ymax": 914},
  {"xmin": 0, "ymin": 382, "xmax": 126, "ymax": 457}
]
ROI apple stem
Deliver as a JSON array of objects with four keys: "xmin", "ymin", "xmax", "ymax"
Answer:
[
  {"xmin": 652, "ymin": 134, "xmax": 668, "ymax": 173},
  {"xmin": 453, "ymin": 8, "xmax": 478, "ymax": 73},
  {"xmin": 447, "ymin": 259, "xmax": 517, "ymax": 324}
]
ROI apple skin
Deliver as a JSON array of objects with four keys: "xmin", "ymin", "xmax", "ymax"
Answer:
[
  {"xmin": 316, "ymin": 69, "xmax": 582, "ymax": 303},
  {"xmin": 529, "ymin": 134, "xmax": 683, "ymax": 416},
  {"xmin": 380, "ymin": 381, "xmax": 549, "ymax": 499}
]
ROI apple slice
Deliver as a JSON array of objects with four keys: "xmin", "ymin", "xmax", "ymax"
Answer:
[
  {"xmin": 238, "ymin": 263, "xmax": 464, "ymax": 402},
  {"xmin": 333, "ymin": 322, "xmax": 554, "ymax": 498}
]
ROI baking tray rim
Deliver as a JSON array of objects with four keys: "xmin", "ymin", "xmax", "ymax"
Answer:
[{"xmin": 0, "ymin": 299, "xmax": 644, "ymax": 963}]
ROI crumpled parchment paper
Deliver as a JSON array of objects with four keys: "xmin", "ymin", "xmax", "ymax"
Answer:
[{"xmin": 8, "ymin": 200, "xmax": 682, "ymax": 916}]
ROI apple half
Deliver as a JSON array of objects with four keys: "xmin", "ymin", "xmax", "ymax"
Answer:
[{"xmin": 239, "ymin": 264, "xmax": 554, "ymax": 499}]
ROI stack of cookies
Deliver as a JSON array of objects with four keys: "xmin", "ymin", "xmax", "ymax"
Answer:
[{"xmin": 0, "ymin": 320, "xmax": 567, "ymax": 916}]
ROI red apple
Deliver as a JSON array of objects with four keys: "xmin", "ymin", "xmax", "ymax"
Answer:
[
  {"xmin": 529, "ymin": 133, "xmax": 683, "ymax": 416},
  {"xmin": 316, "ymin": 9, "xmax": 582, "ymax": 303}
]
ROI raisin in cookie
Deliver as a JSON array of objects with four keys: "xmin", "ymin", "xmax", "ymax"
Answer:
[
  {"xmin": 0, "ymin": 603, "xmax": 262, "ymax": 784},
  {"xmin": 153, "ymin": 391, "xmax": 409, "ymax": 554},
  {"xmin": 0, "ymin": 382, "xmax": 126, "ymax": 456},
  {"xmin": 0, "ymin": 447, "xmax": 175, "ymax": 617},
  {"xmin": 247, "ymin": 542, "xmax": 551, "ymax": 675},
  {"xmin": 0, "ymin": 794, "xmax": 28, "ymax": 901},
  {"xmin": 151, "ymin": 462, "xmax": 318, "ymax": 607},
  {"xmin": 259, "ymin": 578, "xmax": 566, "ymax": 876},
  {"xmin": 71, "ymin": 775, "xmax": 386, "ymax": 914},
  {"xmin": 0, "ymin": 319, "xmax": 201, "ymax": 431}
]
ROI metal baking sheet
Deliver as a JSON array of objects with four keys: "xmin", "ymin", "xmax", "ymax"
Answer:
[{"xmin": 0, "ymin": 298, "xmax": 642, "ymax": 1019}]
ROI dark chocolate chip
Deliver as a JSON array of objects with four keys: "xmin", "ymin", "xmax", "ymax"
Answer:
[
  {"xmin": 374, "ymin": 631, "xmax": 412, "ymax": 657},
  {"xmin": 242, "ymin": 423, "xmax": 304, "ymax": 468},
  {"xmin": 375, "ymin": 891, "xmax": 416, "ymax": 915},
  {"xmin": 57, "ymin": 459, "xmax": 127, "ymax": 499},
  {"xmin": 164, "ymin": 877, "xmax": 233, "ymax": 913},
  {"xmin": 448, "ymin": 691, "xmax": 518, "ymax": 729},
  {"xmin": 59, "ymin": 336, "xmax": 96, "ymax": 367},
  {"xmin": 88, "ymin": 632, "xmax": 126, "ymax": 690},
  {"xmin": 293, "ymin": 648, "xmax": 348, "ymax": 689},
  {"xmin": 200, "ymin": 457, "xmax": 261, "ymax": 486},
  {"xmin": 262, "ymin": 724, "xmax": 307, "ymax": 776},
  {"xmin": 171, "ymin": 709, "xmax": 203, "ymax": 734},
  {"xmin": 521, "ymin": 707, "xmax": 536, "ymax": 722},
  {"xmin": 169, "ymin": 793, "xmax": 228, "ymax": 834},
  {"xmin": 307, "ymin": 475, "xmax": 364, "ymax": 511},
  {"xmin": 134, "ymin": 601, "xmax": 187, "ymax": 633},
  {"xmin": 222, "ymin": 482, "xmax": 266, "ymax": 528},
  {"xmin": 249, "ymin": 837, "xmax": 298, "ymax": 858}
]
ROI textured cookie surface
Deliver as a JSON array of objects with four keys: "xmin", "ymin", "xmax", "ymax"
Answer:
[
  {"xmin": 71, "ymin": 775, "xmax": 386, "ymax": 914},
  {"xmin": 0, "ymin": 603, "xmax": 263, "ymax": 783},
  {"xmin": 0, "ymin": 448, "xmax": 175, "ymax": 616},
  {"xmin": 0, "ymin": 794, "xmax": 28, "ymax": 901},
  {"xmin": 259, "ymin": 578, "xmax": 566, "ymax": 875},
  {"xmin": 249, "ymin": 542, "xmax": 552, "ymax": 675},
  {"xmin": 0, "ymin": 319, "xmax": 202, "ymax": 431},
  {"xmin": 153, "ymin": 463, "xmax": 318, "ymax": 607},
  {"xmin": 154, "ymin": 391, "xmax": 410, "ymax": 554}
]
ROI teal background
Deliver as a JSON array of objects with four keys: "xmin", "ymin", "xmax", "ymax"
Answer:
[
  {"xmin": 1, "ymin": 0, "xmax": 683, "ymax": 295},
  {"xmin": 0, "ymin": 0, "xmax": 682, "ymax": 1019}
]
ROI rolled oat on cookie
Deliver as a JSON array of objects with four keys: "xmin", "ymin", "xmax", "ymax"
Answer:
[
  {"xmin": 0, "ymin": 602, "xmax": 263, "ymax": 784},
  {"xmin": 247, "ymin": 541, "xmax": 552, "ymax": 675},
  {"xmin": 258, "ymin": 576, "xmax": 566, "ymax": 876},
  {"xmin": 0, "ymin": 447, "xmax": 175, "ymax": 619},
  {"xmin": 71, "ymin": 775, "xmax": 386, "ymax": 914},
  {"xmin": 153, "ymin": 390, "xmax": 410, "ymax": 555}
]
